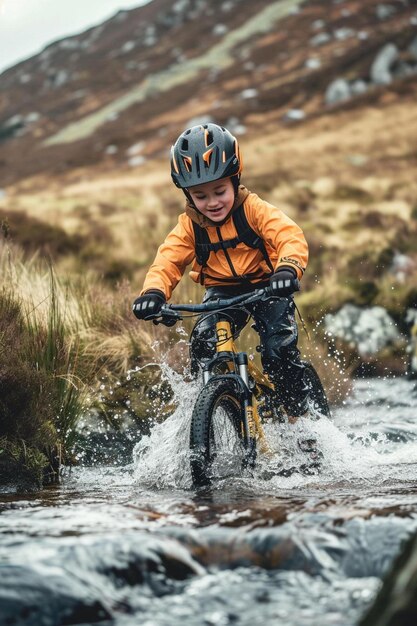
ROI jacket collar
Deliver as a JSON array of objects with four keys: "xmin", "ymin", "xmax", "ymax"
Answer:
[{"xmin": 185, "ymin": 185, "xmax": 250, "ymax": 228}]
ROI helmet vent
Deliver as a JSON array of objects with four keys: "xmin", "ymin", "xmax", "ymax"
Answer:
[
  {"xmin": 214, "ymin": 146, "xmax": 220, "ymax": 172},
  {"xmin": 181, "ymin": 139, "xmax": 189, "ymax": 151},
  {"xmin": 206, "ymin": 130, "xmax": 213, "ymax": 145}
]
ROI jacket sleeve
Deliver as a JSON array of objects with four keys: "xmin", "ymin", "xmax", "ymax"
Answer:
[
  {"xmin": 140, "ymin": 213, "xmax": 196, "ymax": 299},
  {"xmin": 245, "ymin": 194, "xmax": 308, "ymax": 279}
]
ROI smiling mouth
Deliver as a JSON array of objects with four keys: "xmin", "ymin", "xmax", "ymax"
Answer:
[{"xmin": 208, "ymin": 207, "xmax": 223, "ymax": 213}]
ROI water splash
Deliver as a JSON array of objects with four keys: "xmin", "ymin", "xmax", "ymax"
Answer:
[
  {"xmin": 133, "ymin": 362, "xmax": 200, "ymax": 489},
  {"xmin": 133, "ymin": 365, "xmax": 417, "ymax": 492}
]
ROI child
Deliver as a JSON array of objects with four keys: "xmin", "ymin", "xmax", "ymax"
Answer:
[{"xmin": 133, "ymin": 123, "xmax": 310, "ymax": 420}]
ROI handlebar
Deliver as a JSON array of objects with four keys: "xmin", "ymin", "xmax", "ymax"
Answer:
[{"xmin": 150, "ymin": 287, "xmax": 273, "ymax": 326}]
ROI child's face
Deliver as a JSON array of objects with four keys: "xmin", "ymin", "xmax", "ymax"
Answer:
[{"xmin": 188, "ymin": 178, "xmax": 235, "ymax": 222}]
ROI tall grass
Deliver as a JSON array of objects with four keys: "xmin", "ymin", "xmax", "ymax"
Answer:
[{"xmin": 0, "ymin": 244, "xmax": 99, "ymax": 485}]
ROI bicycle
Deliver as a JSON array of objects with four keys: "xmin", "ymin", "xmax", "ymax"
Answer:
[{"xmin": 149, "ymin": 287, "xmax": 331, "ymax": 488}]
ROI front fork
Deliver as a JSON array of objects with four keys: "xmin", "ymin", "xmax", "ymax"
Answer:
[
  {"xmin": 203, "ymin": 321, "xmax": 272, "ymax": 455},
  {"xmin": 229, "ymin": 353, "xmax": 273, "ymax": 455}
]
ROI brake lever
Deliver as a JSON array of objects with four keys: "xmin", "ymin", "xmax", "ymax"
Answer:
[{"xmin": 151, "ymin": 309, "xmax": 182, "ymax": 327}]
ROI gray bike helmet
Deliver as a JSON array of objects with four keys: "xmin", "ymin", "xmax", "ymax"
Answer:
[{"xmin": 171, "ymin": 123, "xmax": 242, "ymax": 190}]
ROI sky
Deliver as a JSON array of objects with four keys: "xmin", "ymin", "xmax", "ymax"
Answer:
[{"xmin": 0, "ymin": 0, "xmax": 151, "ymax": 74}]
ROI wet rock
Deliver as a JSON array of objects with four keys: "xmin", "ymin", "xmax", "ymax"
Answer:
[
  {"xmin": 0, "ymin": 533, "xmax": 204, "ymax": 625},
  {"xmin": 370, "ymin": 43, "xmax": 399, "ymax": 85},
  {"xmin": 0, "ymin": 567, "xmax": 112, "ymax": 626},
  {"xmin": 359, "ymin": 531, "xmax": 417, "ymax": 626},
  {"xmin": 165, "ymin": 516, "xmax": 415, "ymax": 578},
  {"xmin": 325, "ymin": 78, "xmax": 352, "ymax": 105},
  {"xmin": 324, "ymin": 304, "xmax": 402, "ymax": 357},
  {"xmin": 166, "ymin": 525, "xmax": 344, "ymax": 575}
]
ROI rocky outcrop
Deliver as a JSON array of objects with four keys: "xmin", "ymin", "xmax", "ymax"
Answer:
[
  {"xmin": 324, "ymin": 304, "xmax": 403, "ymax": 358},
  {"xmin": 360, "ymin": 531, "xmax": 417, "ymax": 626}
]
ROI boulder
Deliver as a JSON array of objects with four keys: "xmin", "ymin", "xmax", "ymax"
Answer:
[
  {"xmin": 325, "ymin": 78, "xmax": 352, "ymax": 105},
  {"xmin": 360, "ymin": 531, "xmax": 417, "ymax": 625},
  {"xmin": 324, "ymin": 304, "xmax": 402, "ymax": 357},
  {"xmin": 370, "ymin": 43, "xmax": 399, "ymax": 85}
]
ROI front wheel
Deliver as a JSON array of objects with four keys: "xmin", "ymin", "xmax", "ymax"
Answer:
[
  {"xmin": 302, "ymin": 362, "xmax": 331, "ymax": 418},
  {"xmin": 190, "ymin": 377, "xmax": 255, "ymax": 488}
]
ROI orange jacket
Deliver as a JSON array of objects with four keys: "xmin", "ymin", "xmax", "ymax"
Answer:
[{"xmin": 141, "ymin": 186, "xmax": 308, "ymax": 299}]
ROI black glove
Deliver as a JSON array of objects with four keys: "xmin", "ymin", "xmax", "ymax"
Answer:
[
  {"xmin": 270, "ymin": 267, "xmax": 299, "ymax": 297},
  {"xmin": 132, "ymin": 290, "xmax": 166, "ymax": 320}
]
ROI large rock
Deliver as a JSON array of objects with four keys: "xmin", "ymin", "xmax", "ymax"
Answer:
[
  {"xmin": 324, "ymin": 304, "xmax": 402, "ymax": 357},
  {"xmin": 0, "ymin": 533, "xmax": 203, "ymax": 625},
  {"xmin": 325, "ymin": 78, "xmax": 352, "ymax": 105},
  {"xmin": 370, "ymin": 43, "xmax": 399, "ymax": 85},
  {"xmin": 360, "ymin": 531, "xmax": 417, "ymax": 625}
]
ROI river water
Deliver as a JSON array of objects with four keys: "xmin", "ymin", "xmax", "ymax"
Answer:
[{"xmin": 1, "ymin": 376, "xmax": 417, "ymax": 626}]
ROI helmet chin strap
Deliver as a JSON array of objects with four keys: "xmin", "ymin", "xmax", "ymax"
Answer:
[{"xmin": 183, "ymin": 188, "xmax": 196, "ymax": 207}]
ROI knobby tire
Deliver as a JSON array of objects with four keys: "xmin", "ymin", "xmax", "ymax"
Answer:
[
  {"xmin": 302, "ymin": 361, "xmax": 331, "ymax": 418},
  {"xmin": 190, "ymin": 377, "xmax": 253, "ymax": 488}
]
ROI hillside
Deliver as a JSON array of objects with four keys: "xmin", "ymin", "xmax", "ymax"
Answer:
[{"xmin": 0, "ymin": 0, "xmax": 416, "ymax": 183}]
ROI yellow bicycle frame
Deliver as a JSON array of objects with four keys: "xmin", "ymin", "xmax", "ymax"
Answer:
[{"xmin": 215, "ymin": 320, "xmax": 274, "ymax": 455}]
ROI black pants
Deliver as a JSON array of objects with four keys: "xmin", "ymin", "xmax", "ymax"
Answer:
[{"xmin": 189, "ymin": 285, "xmax": 309, "ymax": 417}]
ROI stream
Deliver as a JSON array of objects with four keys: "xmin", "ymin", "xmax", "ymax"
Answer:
[{"xmin": 1, "ymin": 376, "xmax": 417, "ymax": 626}]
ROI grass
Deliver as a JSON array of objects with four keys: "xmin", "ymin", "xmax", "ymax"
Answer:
[{"xmin": 0, "ymin": 250, "xmax": 93, "ymax": 485}]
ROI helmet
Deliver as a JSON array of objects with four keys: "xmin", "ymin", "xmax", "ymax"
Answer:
[{"xmin": 171, "ymin": 123, "xmax": 242, "ymax": 189}]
